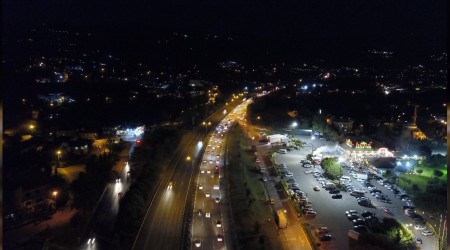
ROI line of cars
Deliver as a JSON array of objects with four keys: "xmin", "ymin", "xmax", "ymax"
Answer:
[{"xmin": 278, "ymin": 163, "xmax": 317, "ymax": 217}]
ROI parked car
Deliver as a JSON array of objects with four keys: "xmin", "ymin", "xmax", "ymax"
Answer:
[
  {"xmin": 319, "ymin": 234, "xmax": 332, "ymax": 241},
  {"xmin": 353, "ymin": 225, "xmax": 368, "ymax": 233},
  {"xmin": 414, "ymin": 224, "xmax": 427, "ymax": 230},
  {"xmin": 332, "ymin": 194, "xmax": 343, "ymax": 199},
  {"xmin": 422, "ymin": 230, "xmax": 434, "ymax": 236},
  {"xmin": 313, "ymin": 186, "xmax": 320, "ymax": 191}
]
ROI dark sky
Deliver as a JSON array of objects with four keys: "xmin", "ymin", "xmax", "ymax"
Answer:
[{"xmin": 3, "ymin": 0, "xmax": 447, "ymax": 51}]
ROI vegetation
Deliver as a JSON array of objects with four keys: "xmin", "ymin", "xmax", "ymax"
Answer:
[
  {"xmin": 320, "ymin": 157, "xmax": 343, "ymax": 180},
  {"xmin": 114, "ymin": 127, "xmax": 183, "ymax": 249},
  {"xmin": 358, "ymin": 218, "xmax": 414, "ymax": 250},
  {"xmin": 227, "ymin": 125, "xmax": 283, "ymax": 250},
  {"xmin": 398, "ymin": 159, "xmax": 447, "ymax": 215}
]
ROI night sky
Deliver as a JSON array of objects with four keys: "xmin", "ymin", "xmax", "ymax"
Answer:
[{"xmin": 3, "ymin": 1, "xmax": 447, "ymax": 54}]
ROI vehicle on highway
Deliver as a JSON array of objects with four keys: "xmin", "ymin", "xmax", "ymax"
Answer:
[
  {"xmin": 216, "ymin": 220, "xmax": 222, "ymax": 227},
  {"xmin": 200, "ymin": 169, "xmax": 205, "ymax": 173},
  {"xmin": 269, "ymin": 198, "xmax": 275, "ymax": 205},
  {"xmin": 262, "ymin": 176, "xmax": 267, "ymax": 182},
  {"xmin": 217, "ymin": 234, "xmax": 223, "ymax": 242},
  {"xmin": 215, "ymin": 197, "xmax": 220, "ymax": 203},
  {"xmin": 87, "ymin": 232, "xmax": 96, "ymax": 245},
  {"xmin": 205, "ymin": 212, "xmax": 210, "ymax": 218},
  {"xmin": 313, "ymin": 186, "xmax": 320, "ymax": 191},
  {"xmin": 332, "ymin": 194, "xmax": 343, "ymax": 199},
  {"xmin": 194, "ymin": 240, "xmax": 202, "ymax": 247},
  {"xmin": 422, "ymin": 230, "xmax": 434, "ymax": 236},
  {"xmin": 116, "ymin": 177, "xmax": 121, "ymax": 183},
  {"xmin": 198, "ymin": 184, "xmax": 203, "ymax": 189},
  {"xmin": 206, "ymin": 192, "xmax": 210, "ymax": 197},
  {"xmin": 319, "ymin": 234, "xmax": 332, "ymax": 241}
]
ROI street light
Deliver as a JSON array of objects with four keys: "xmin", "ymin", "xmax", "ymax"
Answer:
[
  {"xmin": 29, "ymin": 124, "xmax": 35, "ymax": 133},
  {"xmin": 52, "ymin": 190, "xmax": 58, "ymax": 209},
  {"xmin": 203, "ymin": 121, "xmax": 211, "ymax": 134},
  {"xmin": 291, "ymin": 122, "xmax": 298, "ymax": 137},
  {"xmin": 187, "ymin": 156, "xmax": 194, "ymax": 168},
  {"xmin": 55, "ymin": 150, "xmax": 61, "ymax": 175}
]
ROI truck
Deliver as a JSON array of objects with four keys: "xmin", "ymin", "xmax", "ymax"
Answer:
[
  {"xmin": 355, "ymin": 173, "xmax": 368, "ymax": 180},
  {"xmin": 276, "ymin": 210, "xmax": 287, "ymax": 229}
]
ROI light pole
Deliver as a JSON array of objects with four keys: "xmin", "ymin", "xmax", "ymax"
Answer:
[
  {"xmin": 187, "ymin": 156, "xmax": 194, "ymax": 168},
  {"xmin": 311, "ymin": 135, "xmax": 315, "ymax": 155},
  {"xmin": 55, "ymin": 150, "xmax": 61, "ymax": 176},
  {"xmin": 203, "ymin": 121, "xmax": 211, "ymax": 134},
  {"xmin": 291, "ymin": 122, "xmax": 298, "ymax": 137},
  {"xmin": 52, "ymin": 191, "xmax": 58, "ymax": 209}
]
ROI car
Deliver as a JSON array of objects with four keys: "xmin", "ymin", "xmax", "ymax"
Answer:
[
  {"xmin": 198, "ymin": 184, "xmax": 203, "ymax": 189},
  {"xmin": 207, "ymin": 170, "xmax": 211, "ymax": 174},
  {"xmin": 329, "ymin": 189, "xmax": 340, "ymax": 194},
  {"xmin": 313, "ymin": 186, "xmax": 320, "ymax": 191},
  {"xmin": 279, "ymin": 163, "xmax": 287, "ymax": 168},
  {"xmin": 215, "ymin": 197, "xmax": 220, "ymax": 203},
  {"xmin": 383, "ymin": 207, "xmax": 391, "ymax": 214},
  {"xmin": 118, "ymin": 192, "xmax": 123, "ymax": 198},
  {"xmin": 415, "ymin": 237, "xmax": 422, "ymax": 244},
  {"xmin": 305, "ymin": 211, "xmax": 317, "ymax": 216},
  {"xmin": 422, "ymin": 230, "xmax": 434, "ymax": 236},
  {"xmin": 319, "ymin": 234, "xmax": 332, "ymax": 241},
  {"xmin": 361, "ymin": 211, "xmax": 375, "ymax": 218},
  {"xmin": 216, "ymin": 220, "xmax": 222, "ymax": 227},
  {"xmin": 205, "ymin": 212, "xmax": 211, "ymax": 218},
  {"xmin": 346, "ymin": 210, "xmax": 358, "ymax": 215},
  {"xmin": 269, "ymin": 198, "xmax": 275, "ymax": 205},
  {"xmin": 116, "ymin": 177, "xmax": 121, "ymax": 183},
  {"xmin": 200, "ymin": 169, "xmax": 205, "ymax": 173},
  {"xmin": 353, "ymin": 219, "xmax": 366, "ymax": 226},
  {"xmin": 216, "ymin": 154, "xmax": 220, "ymax": 159},
  {"xmin": 213, "ymin": 185, "xmax": 220, "ymax": 190},
  {"xmin": 414, "ymin": 224, "xmax": 427, "ymax": 230},
  {"xmin": 198, "ymin": 210, "xmax": 203, "ymax": 217},
  {"xmin": 316, "ymin": 227, "xmax": 328, "ymax": 234},
  {"xmin": 353, "ymin": 225, "xmax": 368, "ymax": 233},
  {"xmin": 262, "ymin": 176, "xmax": 267, "ymax": 182},
  {"xmin": 284, "ymin": 172, "xmax": 294, "ymax": 177},
  {"xmin": 216, "ymin": 234, "xmax": 223, "ymax": 242},
  {"xmin": 209, "ymin": 160, "xmax": 213, "ymax": 164},
  {"xmin": 87, "ymin": 232, "xmax": 96, "ymax": 245},
  {"xmin": 206, "ymin": 192, "xmax": 211, "ymax": 197},
  {"xmin": 194, "ymin": 240, "xmax": 202, "ymax": 247},
  {"xmin": 332, "ymin": 194, "xmax": 343, "ymax": 199},
  {"xmin": 347, "ymin": 213, "xmax": 359, "ymax": 220}
]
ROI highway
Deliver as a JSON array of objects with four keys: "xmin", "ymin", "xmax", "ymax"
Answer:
[
  {"xmin": 133, "ymin": 99, "xmax": 243, "ymax": 250},
  {"xmin": 190, "ymin": 100, "xmax": 250, "ymax": 249}
]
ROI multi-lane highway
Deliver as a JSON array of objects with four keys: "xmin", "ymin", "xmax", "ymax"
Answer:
[
  {"xmin": 133, "ymin": 99, "xmax": 244, "ymax": 250},
  {"xmin": 190, "ymin": 100, "xmax": 250, "ymax": 249}
]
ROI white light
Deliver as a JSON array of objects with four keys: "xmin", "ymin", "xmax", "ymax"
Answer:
[
  {"xmin": 292, "ymin": 122, "xmax": 298, "ymax": 127},
  {"xmin": 197, "ymin": 141, "xmax": 203, "ymax": 147}
]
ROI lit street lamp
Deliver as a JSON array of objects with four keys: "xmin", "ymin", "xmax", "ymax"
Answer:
[
  {"xmin": 52, "ymin": 190, "xmax": 58, "ymax": 208},
  {"xmin": 291, "ymin": 122, "xmax": 298, "ymax": 137},
  {"xmin": 55, "ymin": 150, "xmax": 61, "ymax": 176},
  {"xmin": 187, "ymin": 156, "xmax": 194, "ymax": 168},
  {"xmin": 203, "ymin": 121, "xmax": 211, "ymax": 134}
]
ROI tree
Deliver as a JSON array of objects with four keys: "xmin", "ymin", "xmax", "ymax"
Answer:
[
  {"xmin": 415, "ymin": 169, "xmax": 423, "ymax": 176},
  {"xmin": 321, "ymin": 157, "xmax": 343, "ymax": 180}
]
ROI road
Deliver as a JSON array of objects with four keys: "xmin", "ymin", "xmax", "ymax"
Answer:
[
  {"xmin": 133, "ymin": 100, "xmax": 242, "ymax": 250},
  {"xmin": 190, "ymin": 100, "xmax": 250, "ymax": 249}
]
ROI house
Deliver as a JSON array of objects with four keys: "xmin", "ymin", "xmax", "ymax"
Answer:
[{"xmin": 13, "ymin": 174, "xmax": 52, "ymax": 213}]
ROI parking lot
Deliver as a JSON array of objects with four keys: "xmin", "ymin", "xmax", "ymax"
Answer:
[{"xmin": 271, "ymin": 134, "xmax": 436, "ymax": 250}]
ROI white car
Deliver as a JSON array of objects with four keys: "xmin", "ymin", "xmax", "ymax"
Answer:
[
  {"xmin": 414, "ymin": 224, "xmax": 427, "ymax": 230},
  {"xmin": 200, "ymin": 169, "xmax": 205, "ymax": 173},
  {"xmin": 422, "ymin": 230, "xmax": 434, "ymax": 236},
  {"xmin": 205, "ymin": 212, "xmax": 211, "ymax": 218},
  {"xmin": 207, "ymin": 170, "xmax": 211, "ymax": 174},
  {"xmin": 285, "ymin": 172, "xmax": 294, "ymax": 177},
  {"xmin": 216, "ymin": 220, "xmax": 222, "ymax": 227},
  {"xmin": 198, "ymin": 184, "xmax": 203, "ymax": 190},
  {"xmin": 206, "ymin": 192, "xmax": 211, "ymax": 197},
  {"xmin": 216, "ymin": 234, "xmax": 223, "ymax": 242}
]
